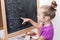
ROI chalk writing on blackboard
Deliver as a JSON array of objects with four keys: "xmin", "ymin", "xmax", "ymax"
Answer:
[{"xmin": 4, "ymin": 0, "xmax": 37, "ymax": 34}]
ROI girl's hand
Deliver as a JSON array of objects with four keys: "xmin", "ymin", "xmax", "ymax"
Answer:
[{"xmin": 20, "ymin": 17, "xmax": 31, "ymax": 24}]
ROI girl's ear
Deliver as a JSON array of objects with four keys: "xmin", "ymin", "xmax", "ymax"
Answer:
[{"xmin": 45, "ymin": 16, "xmax": 50, "ymax": 21}]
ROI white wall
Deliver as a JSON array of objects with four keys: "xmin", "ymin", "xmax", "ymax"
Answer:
[
  {"xmin": 53, "ymin": 0, "xmax": 60, "ymax": 40},
  {"xmin": 39, "ymin": 0, "xmax": 60, "ymax": 40},
  {"xmin": 0, "ymin": 30, "xmax": 4, "ymax": 39}
]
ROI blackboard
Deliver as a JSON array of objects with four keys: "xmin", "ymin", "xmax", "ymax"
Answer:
[{"xmin": 4, "ymin": 0, "xmax": 37, "ymax": 34}]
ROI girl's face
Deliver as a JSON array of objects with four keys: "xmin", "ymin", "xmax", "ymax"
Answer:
[
  {"xmin": 37, "ymin": 8, "xmax": 50, "ymax": 22},
  {"xmin": 37, "ymin": 9, "xmax": 45, "ymax": 22}
]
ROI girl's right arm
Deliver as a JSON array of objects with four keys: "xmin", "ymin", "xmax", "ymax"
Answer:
[
  {"xmin": 29, "ymin": 19, "xmax": 42, "ymax": 28},
  {"xmin": 20, "ymin": 17, "xmax": 42, "ymax": 28}
]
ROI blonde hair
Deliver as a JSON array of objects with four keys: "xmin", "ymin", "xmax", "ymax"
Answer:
[{"xmin": 40, "ymin": 1, "xmax": 57, "ymax": 19}]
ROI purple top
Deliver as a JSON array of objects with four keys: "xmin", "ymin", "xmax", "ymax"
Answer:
[{"xmin": 40, "ymin": 23, "xmax": 54, "ymax": 40}]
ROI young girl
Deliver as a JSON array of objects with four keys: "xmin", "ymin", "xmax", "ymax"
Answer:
[{"xmin": 20, "ymin": 1, "xmax": 57, "ymax": 40}]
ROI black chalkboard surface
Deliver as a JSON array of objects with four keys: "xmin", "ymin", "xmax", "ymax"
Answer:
[{"xmin": 4, "ymin": 0, "xmax": 37, "ymax": 34}]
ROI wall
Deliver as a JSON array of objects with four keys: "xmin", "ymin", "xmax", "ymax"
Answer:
[{"xmin": 53, "ymin": 0, "xmax": 60, "ymax": 40}]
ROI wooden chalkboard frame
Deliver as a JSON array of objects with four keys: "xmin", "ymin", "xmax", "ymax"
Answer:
[{"xmin": 1, "ymin": 0, "xmax": 39, "ymax": 40}]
